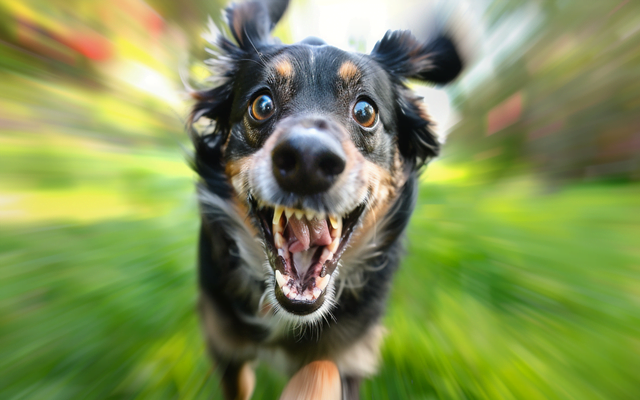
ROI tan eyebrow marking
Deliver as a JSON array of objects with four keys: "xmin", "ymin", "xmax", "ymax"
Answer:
[
  {"xmin": 338, "ymin": 60, "xmax": 360, "ymax": 82},
  {"xmin": 273, "ymin": 57, "xmax": 294, "ymax": 78}
]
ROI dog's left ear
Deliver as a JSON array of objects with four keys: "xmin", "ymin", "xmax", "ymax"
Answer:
[
  {"xmin": 371, "ymin": 30, "xmax": 462, "ymax": 84},
  {"xmin": 226, "ymin": 0, "xmax": 289, "ymax": 50},
  {"xmin": 371, "ymin": 31, "xmax": 463, "ymax": 168}
]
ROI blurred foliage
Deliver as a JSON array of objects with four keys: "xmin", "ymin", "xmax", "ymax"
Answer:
[{"xmin": 1, "ymin": 0, "xmax": 639, "ymax": 399}]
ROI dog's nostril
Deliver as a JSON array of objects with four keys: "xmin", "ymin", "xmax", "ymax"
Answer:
[
  {"xmin": 318, "ymin": 152, "xmax": 345, "ymax": 177},
  {"xmin": 314, "ymin": 120, "xmax": 328, "ymax": 130},
  {"xmin": 273, "ymin": 147, "xmax": 298, "ymax": 175}
]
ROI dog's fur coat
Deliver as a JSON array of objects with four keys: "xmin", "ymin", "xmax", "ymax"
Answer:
[{"xmin": 188, "ymin": 0, "xmax": 462, "ymax": 398}]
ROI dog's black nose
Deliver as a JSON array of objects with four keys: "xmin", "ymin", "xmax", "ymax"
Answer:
[{"xmin": 272, "ymin": 127, "xmax": 346, "ymax": 195}]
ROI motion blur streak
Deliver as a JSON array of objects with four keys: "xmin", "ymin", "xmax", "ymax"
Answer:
[{"xmin": 1, "ymin": 0, "xmax": 639, "ymax": 399}]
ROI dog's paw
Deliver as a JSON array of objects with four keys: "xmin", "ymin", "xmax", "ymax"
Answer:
[{"xmin": 280, "ymin": 361, "xmax": 341, "ymax": 400}]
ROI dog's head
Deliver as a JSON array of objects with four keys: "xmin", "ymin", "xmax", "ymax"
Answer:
[{"xmin": 190, "ymin": 0, "xmax": 462, "ymax": 323}]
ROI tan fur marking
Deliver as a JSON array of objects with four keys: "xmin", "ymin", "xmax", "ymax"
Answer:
[
  {"xmin": 338, "ymin": 61, "xmax": 360, "ymax": 82},
  {"xmin": 416, "ymin": 100, "xmax": 432, "ymax": 122},
  {"xmin": 225, "ymin": 157, "xmax": 256, "ymax": 234},
  {"xmin": 226, "ymin": 157, "xmax": 251, "ymax": 179},
  {"xmin": 352, "ymin": 160, "xmax": 399, "ymax": 242},
  {"xmin": 280, "ymin": 361, "xmax": 341, "ymax": 400},
  {"xmin": 274, "ymin": 57, "xmax": 294, "ymax": 78}
]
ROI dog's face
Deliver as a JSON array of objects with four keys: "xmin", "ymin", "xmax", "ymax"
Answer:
[{"xmin": 191, "ymin": 0, "xmax": 462, "ymax": 323}]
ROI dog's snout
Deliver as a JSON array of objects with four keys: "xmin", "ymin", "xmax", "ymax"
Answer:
[{"xmin": 272, "ymin": 127, "xmax": 346, "ymax": 196}]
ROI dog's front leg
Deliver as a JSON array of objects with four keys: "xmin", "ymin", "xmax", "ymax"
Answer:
[
  {"xmin": 280, "ymin": 361, "xmax": 342, "ymax": 400},
  {"xmin": 341, "ymin": 376, "xmax": 361, "ymax": 400},
  {"xmin": 219, "ymin": 361, "xmax": 255, "ymax": 400}
]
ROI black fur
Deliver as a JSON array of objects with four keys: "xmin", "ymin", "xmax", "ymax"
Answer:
[{"xmin": 189, "ymin": 1, "xmax": 462, "ymax": 398}]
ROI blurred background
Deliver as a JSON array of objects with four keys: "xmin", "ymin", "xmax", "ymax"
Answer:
[{"xmin": 1, "ymin": 0, "xmax": 639, "ymax": 399}]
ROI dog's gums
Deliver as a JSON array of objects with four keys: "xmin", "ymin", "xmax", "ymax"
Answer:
[{"xmin": 252, "ymin": 200, "xmax": 365, "ymax": 313}]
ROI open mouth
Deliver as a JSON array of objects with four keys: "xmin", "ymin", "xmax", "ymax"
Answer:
[{"xmin": 250, "ymin": 199, "xmax": 365, "ymax": 315}]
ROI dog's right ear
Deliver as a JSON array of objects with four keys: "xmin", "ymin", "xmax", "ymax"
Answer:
[{"xmin": 226, "ymin": 0, "xmax": 289, "ymax": 50}]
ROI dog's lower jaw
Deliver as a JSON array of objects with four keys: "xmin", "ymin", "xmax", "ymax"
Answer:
[{"xmin": 261, "ymin": 267, "xmax": 339, "ymax": 328}]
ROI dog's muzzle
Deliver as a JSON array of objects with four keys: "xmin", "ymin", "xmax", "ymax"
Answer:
[{"xmin": 248, "ymin": 117, "xmax": 367, "ymax": 316}]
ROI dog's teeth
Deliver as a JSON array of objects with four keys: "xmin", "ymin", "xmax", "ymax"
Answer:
[
  {"xmin": 294, "ymin": 210, "xmax": 304, "ymax": 220},
  {"xmin": 275, "ymin": 270, "xmax": 286, "ymax": 287},
  {"xmin": 273, "ymin": 205, "xmax": 285, "ymax": 225},
  {"xmin": 284, "ymin": 208, "xmax": 294, "ymax": 219},
  {"xmin": 282, "ymin": 285, "xmax": 290, "ymax": 296},
  {"xmin": 275, "ymin": 232, "xmax": 287, "ymax": 249},
  {"xmin": 316, "ymin": 275, "xmax": 330, "ymax": 291},
  {"xmin": 334, "ymin": 217, "xmax": 342, "ymax": 232},
  {"xmin": 330, "ymin": 217, "xmax": 342, "ymax": 239},
  {"xmin": 313, "ymin": 287, "xmax": 322, "ymax": 298},
  {"xmin": 320, "ymin": 248, "xmax": 333, "ymax": 264},
  {"xmin": 305, "ymin": 210, "xmax": 315, "ymax": 221},
  {"xmin": 327, "ymin": 236, "xmax": 340, "ymax": 253},
  {"xmin": 303, "ymin": 290, "xmax": 314, "ymax": 301}
]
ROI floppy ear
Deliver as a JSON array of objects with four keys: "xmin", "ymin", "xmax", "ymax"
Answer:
[
  {"xmin": 188, "ymin": 85, "xmax": 235, "ymax": 199},
  {"xmin": 371, "ymin": 30, "xmax": 462, "ymax": 84},
  {"xmin": 226, "ymin": 0, "xmax": 289, "ymax": 50},
  {"xmin": 371, "ymin": 31, "xmax": 463, "ymax": 168},
  {"xmin": 188, "ymin": 1, "xmax": 290, "ymax": 195}
]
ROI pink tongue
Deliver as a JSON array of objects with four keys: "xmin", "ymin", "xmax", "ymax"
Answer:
[{"xmin": 288, "ymin": 217, "xmax": 332, "ymax": 253}]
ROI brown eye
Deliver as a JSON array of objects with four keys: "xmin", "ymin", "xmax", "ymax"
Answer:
[
  {"xmin": 250, "ymin": 94, "xmax": 275, "ymax": 121},
  {"xmin": 352, "ymin": 100, "xmax": 377, "ymax": 128}
]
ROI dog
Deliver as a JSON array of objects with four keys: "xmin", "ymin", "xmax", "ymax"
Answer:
[{"xmin": 188, "ymin": 0, "xmax": 463, "ymax": 398}]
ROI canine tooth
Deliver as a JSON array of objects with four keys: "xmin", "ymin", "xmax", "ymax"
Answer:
[
  {"xmin": 275, "ymin": 232, "xmax": 287, "ymax": 249},
  {"xmin": 316, "ymin": 275, "xmax": 330, "ymax": 291},
  {"xmin": 275, "ymin": 270, "xmax": 286, "ymax": 287},
  {"xmin": 284, "ymin": 208, "xmax": 294, "ymax": 219},
  {"xmin": 282, "ymin": 285, "xmax": 290, "ymax": 296},
  {"xmin": 334, "ymin": 217, "xmax": 342, "ymax": 232},
  {"xmin": 294, "ymin": 210, "xmax": 304, "ymax": 220},
  {"xmin": 330, "ymin": 217, "xmax": 342, "ymax": 239},
  {"xmin": 328, "ymin": 237, "xmax": 339, "ymax": 253},
  {"xmin": 329, "ymin": 216, "xmax": 338, "ymax": 228},
  {"xmin": 320, "ymin": 248, "xmax": 333, "ymax": 264},
  {"xmin": 273, "ymin": 205, "xmax": 285, "ymax": 225},
  {"xmin": 313, "ymin": 287, "xmax": 322, "ymax": 298}
]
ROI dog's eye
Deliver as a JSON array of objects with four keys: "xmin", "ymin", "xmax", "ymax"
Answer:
[
  {"xmin": 250, "ymin": 94, "xmax": 275, "ymax": 121},
  {"xmin": 352, "ymin": 100, "xmax": 377, "ymax": 128}
]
